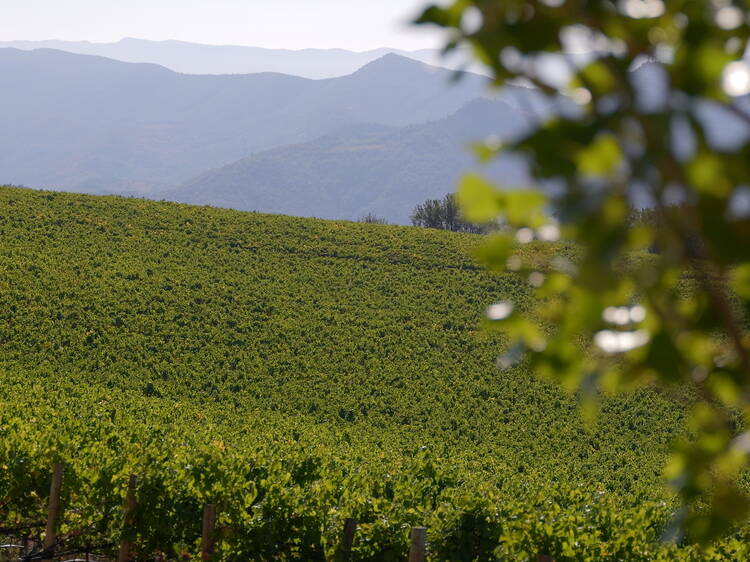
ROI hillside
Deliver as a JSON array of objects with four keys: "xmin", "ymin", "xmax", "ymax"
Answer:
[
  {"xmin": 0, "ymin": 185, "xmax": 732, "ymax": 559},
  {"xmin": 0, "ymin": 38, "xmax": 477, "ymax": 78},
  {"xmin": 168, "ymin": 98, "xmax": 533, "ymax": 223},
  {"xmin": 0, "ymin": 49, "xmax": 489, "ymax": 195}
]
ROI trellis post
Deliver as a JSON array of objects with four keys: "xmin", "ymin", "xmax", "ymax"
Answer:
[
  {"xmin": 117, "ymin": 474, "xmax": 138, "ymax": 562},
  {"xmin": 334, "ymin": 517, "xmax": 357, "ymax": 560},
  {"xmin": 42, "ymin": 462, "xmax": 64, "ymax": 562},
  {"xmin": 408, "ymin": 526, "xmax": 426, "ymax": 562},
  {"xmin": 201, "ymin": 503, "xmax": 217, "ymax": 561}
]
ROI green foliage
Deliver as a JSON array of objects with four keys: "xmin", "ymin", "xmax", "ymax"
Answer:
[
  {"xmin": 0, "ymin": 186, "xmax": 733, "ymax": 559},
  {"xmin": 417, "ymin": 0, "xmax": 750, "ymax": 543}
]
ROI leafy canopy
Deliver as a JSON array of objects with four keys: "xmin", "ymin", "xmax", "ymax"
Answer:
[
  {"xmin": 418, "ymin": 0, "xmax": 750, "ymax": 543},
  {"xmin": 0, "ymin": 187, "xmax": 694, "ymax": 560}
]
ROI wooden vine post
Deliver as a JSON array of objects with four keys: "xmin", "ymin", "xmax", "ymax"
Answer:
[
  {"xmin": 408, "ymin": 526, "xmax": 426, "ymax": 562},
  {"xmin": 42, "ymin": 462, "xmax": 64, "ymax": 562},
  {"xmin": 117, "ymin": 475, "xmax": 139, "ymax": 562},
  {"xmin": 201, "ymin": 503, "xmax": 217, "ymax": 561},
  {"xmin": 334, "ymin": 517, "xmax": 357, "ymax": 560}
]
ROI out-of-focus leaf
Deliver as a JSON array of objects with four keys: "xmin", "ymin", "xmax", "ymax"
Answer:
[
  {"xmin": 473, "ymin": 234, "xmax": 514, "ymax": 270},
  {"xmin": 576, "ymin": 61, "xmax": 616, "ymax": 96},
  {"xmin": 457, "ymin": 173, "xmax": 502, "ymax": 223},
  {"xmin": 503, "ymin": 189, "xmax": 547, "ymax": 226},
  {"xmin": 576, "ymin": 134, "xmax": 623, "ymax": 177},
  {"xmin": 687, "ymin": 152, "xmax": 732, "ymax": 196},
  {"xmin": 730, "ymin": 264, "xmax": 750, "ymax": 298}
]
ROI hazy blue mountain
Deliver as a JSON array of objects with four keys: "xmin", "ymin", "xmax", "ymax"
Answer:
[
  {"xmin": 0, "ymin": 48, "xmax": 490, "ymax": 194},
  {"xmin": 166, "ymin": 98, "xmax": 533, "ymax": 224},
  {"xmin": 0, "ymin": 38, "xmax": 477, "ymax": 79}
]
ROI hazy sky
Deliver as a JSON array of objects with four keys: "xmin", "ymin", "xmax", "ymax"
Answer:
[{"xmin": 0, "ymin": 0, "xmax": 444, "ymax": 52}]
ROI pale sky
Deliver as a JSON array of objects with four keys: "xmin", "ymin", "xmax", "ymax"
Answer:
[{"xmin": 0, "ymin": 0, "xmax": 444, "ymax": 52}]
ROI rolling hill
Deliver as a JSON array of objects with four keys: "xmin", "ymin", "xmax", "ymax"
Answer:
[
  {"xmin": 0, "ymin": 48, "xmax": 489, "ymax": 195},
  {"xmin": 0, "ymin": 185, "xmax": 729, "ymax": 560},
  {"xmin": 167, "ymin": 98, "xmax": 534, "ymax": 223}
]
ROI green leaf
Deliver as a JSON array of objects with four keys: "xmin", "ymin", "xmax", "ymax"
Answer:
[
  {"xmin": 457, "ymin": 173, "xmax": 501, "ymax": 223},
  {"xmin": 503, "ymin": 189, "xmax": 547, "ymax": 226},
  {"xmin": 687, "ymin": 152, "xmax": 732, "ymax": 196},
  {"xmin": 575, "ymin": 60, "xmax": 615, "ymax": 96},
  {"xmin": 730, "ymin": 264, "xmax": 750, "ymax": 299},
  {"xmin": 473, "ymin": 234, "xmax": 514, "ymax": 270},
  {"xmin": 576, "ymin": 134, "xmax": 623, "ymax": 177}
]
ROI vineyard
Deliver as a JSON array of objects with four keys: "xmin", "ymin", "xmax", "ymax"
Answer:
[{"xmin": 0, "ymin": 185, "xmax": 746, "ymax": 560}]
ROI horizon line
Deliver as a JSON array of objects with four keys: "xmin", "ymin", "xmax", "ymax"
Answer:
[{"xmin": 0, "ymin": 36, "xmax": 440, "ymax": 55}]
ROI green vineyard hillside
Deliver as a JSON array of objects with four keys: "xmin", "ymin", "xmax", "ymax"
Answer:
[{"xmin": 0, "ymin": 186, "xmax": 743, "ymax": 559}]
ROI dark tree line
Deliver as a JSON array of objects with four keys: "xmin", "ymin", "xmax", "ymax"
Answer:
[
  {"xmin": 410, "ymin": 194, "xmax": 484, "ymax": 233},
  {"xmin": 358, "ymin": 213, "xmax": 389, "ymax": 225}
]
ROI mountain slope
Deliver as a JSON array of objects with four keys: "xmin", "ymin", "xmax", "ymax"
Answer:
[
  {"xmin": 0, "ymin": 37, "xmax": 476, "ymax": 78},
  {"xmin": 167, "ymin": 98, "xmax": 534, "ymax": 223},
  {"xmin": 0, "ymin": 48, "xmax": 489, "ymax": 194}
]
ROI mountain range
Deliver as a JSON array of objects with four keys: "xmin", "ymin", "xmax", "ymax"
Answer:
[
  {"xmin": 7, "ymin": 45, "xmax": 741, "ymax": 224},
  {"xmin": 167, "ymin": 98, "xmax": 533, "ymax": 223},
  {"xmin": 0, "ymin": 38, "xmax": 478, "ymax": 79},
  {"xmin": 0, "ymin": 47, "xmax": 493, "ymax": 205}
]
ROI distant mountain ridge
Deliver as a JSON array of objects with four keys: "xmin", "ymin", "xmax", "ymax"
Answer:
[
  {"xmin": 0, "ymin": 48, "xmax": 490, "ymax": 195},
  {"xmin": 166, "ymin": 98, "xmax": 533, "ymax": 224},
  {"xmin": 0, "ymin": 38, "xmax": 477, "ymax": 79},
  {"xmin": 2, "ymin": 44, "xmax": 748, "ymax": 225}
]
